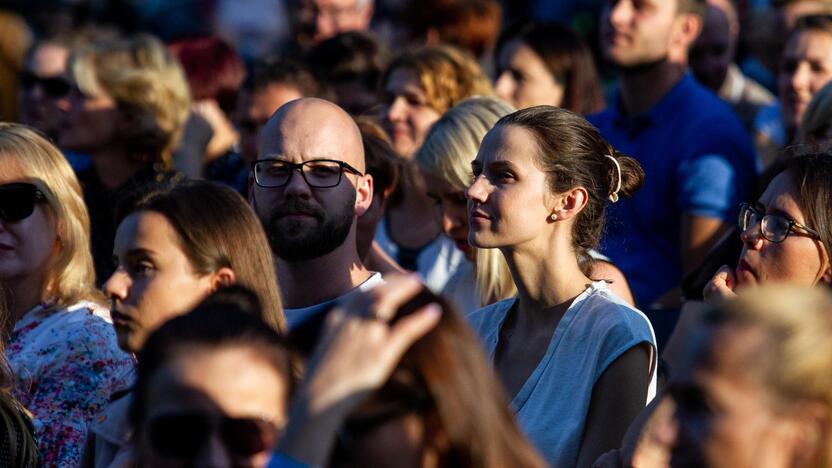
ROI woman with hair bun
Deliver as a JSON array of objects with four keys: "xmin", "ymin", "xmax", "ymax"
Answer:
[{"xmin": 465, "ymin": 106, "xmax": 657, "ymax": 467}]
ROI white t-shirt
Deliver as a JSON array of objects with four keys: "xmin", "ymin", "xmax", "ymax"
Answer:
[{"xmin": 284, "ymin": 272, "xmax": 384, "ymax": 330}]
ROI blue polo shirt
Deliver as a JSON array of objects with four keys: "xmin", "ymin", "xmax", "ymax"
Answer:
[{"xmin": 588, "ymin": 74, "xmax": 757, "ymax": 307}]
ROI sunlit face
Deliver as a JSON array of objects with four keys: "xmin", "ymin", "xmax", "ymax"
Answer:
[
  {"xmin": 0, "ymin": 160, "xmax": 58, "ymax": 292},
  {"xmin": 104, "ymin": 211, "xmax": 215, "ymax": 353},
  {"xmin": 236, "ymin": 84, "xmax": 304, "ymax": 166},
  {"xmin": 138, "ymin": 346, "xmax": 288, "ymax": 468},
  {"xmin": 600, "ymin": 0, "xmax": 680, "ymax": 67},
  {"xmin": 466, "ymin": 124, "xmax": 553, "ymax": 251},
  {"xmin": 778, "ymin": 29, "xmax": 832, "ymax": 132},
  {"xmin": 58, "ymin": 87, "xmax": 121, "ymax": 155},
  {"xmin": 735, "ymin": 172, "xmax": 830, "ymax": 289},
  {"xmin": 670, "ymin": 324, "xmax": 801, "ymax": 468},
  {"xmin": 380, "ymin": 68, "xmax": 442, "ymax": 158},
  {"xmin": 423, "ymin": 172, "xmax": 473, "ymax": 262},
  {"xmin": 495, "ymin": 39, "xmax": 565, "ymax": 110},
  {"xmin": 690, "ymin": 5, "xmax": 735, "ymax": 91}
]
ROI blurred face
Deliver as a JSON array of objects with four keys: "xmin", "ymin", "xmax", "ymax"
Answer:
[
  {"xmin": 600, "ymin": 0, "xmax": 680, "ymax": 67},
  {"xmin": 138, "ymin": 346, "xmax": 288, "ymax": 468},
  {"xmin": 778, "ymin": 29, "xmax": 832, "ymax": 132},
  {"xmin": 17, "ymin": 43, "xmax": 72, "ymax": 138},
  {"xmin": 423, "ymin": 172, "xmax": 473, "ymax": 262},
  {"xmin": 58, "ymin": 86, "xmax": 121, "ymax": 155},
  {"xmin": 380, "ymin": 68, "xmax": 442, "ymax": 158},
  {"xmin": 237, "ymin": 84, "xmax": 304, "ymax": 166},
  {"xmin": 690, "ymin": 5, "xmax": 735, "ymax": 91},
  {"xmin": 104, "ymin": 211, "xmax": 215, "ymax": 353},
  {"xmin": 296, "ymin": 0, "xmax": 373, "ymax": 44},
  {"xmin": 735, "ymin": 172, "xmax": 830, "ymax": 289},
  {"xmin": 466, "ymin": 125, "xmax": 552, "ymax": 250},
  {"xmin": 0, "ymin": 163, "xmax": 59, "ymax": 291},
  {"xmin": 495, "ymin": 39, "xmax": 565, "ymax": 110},
  {"xmin": 670, "ymin": 324, "xmax": 801, "ymax": 468}
]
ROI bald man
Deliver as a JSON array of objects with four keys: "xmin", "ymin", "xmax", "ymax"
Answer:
[{"xmin": 250, "ymin": 98, "xmax": 381, "ymax": 328}]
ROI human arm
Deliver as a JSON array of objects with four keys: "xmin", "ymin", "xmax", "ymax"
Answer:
[
  {"xmin": 589, "ymin": 260, "xmax": 636, "ymax": 306},
  {"xmin": 576, "ymin": 344, "xmax": 652, "ymax": 468},
  {"xmin": 276, "ymin": 275, "xmax": 441, "ymax": 466}
]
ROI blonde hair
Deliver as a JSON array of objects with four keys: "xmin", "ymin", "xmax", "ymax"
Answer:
[
  {"xmin": 384, "ymin": 45, "xmax": 495, "ymax": 115},
  {"xmin": 69, "ymin": 34, "xmax": 190, "ymax": 166},
  {"xmin": 721, "ymin": 286, "xmax": 832, "ymax": 467},
  {"xmin": 414, "ymin": 97, "xmax": 517, "ymax": 305},
  {"xmin": 0, "ymin": 123, "xmax": 101, "ymax": 306}
]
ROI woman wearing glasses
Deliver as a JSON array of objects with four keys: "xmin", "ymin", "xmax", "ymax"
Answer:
[
  {"xmin": 704, "ymin": 153, "xmax": 832, "ymax": 302},
  {"xmin": 0, "ymin": 123, "xmax": 134, "ymax": 467}
]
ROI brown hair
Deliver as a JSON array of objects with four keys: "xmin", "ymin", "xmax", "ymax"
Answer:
[
  {"xmin": 382, "ymin": 45, "xmax": 495, "ymax": 116},
  {"xmin": 495, "ymin": 22, "xmax": 604, "ymax": 115},
  {"xmin": 781, "ymin": 153, "xmax": 832, "ymax": 270},
  {"xmin": 496, "ymin": 106, "xmax": 644, "ymax": 273},
  {"xmin": 677, "ymin": 0, "xmax": 706, "ymax": 16},
  {"xmin": 401, "ymin": 0, "xmax": 502, "ymax": 59},
  {"xmin": 118, "ymin": 180, "xmax": 286, "ymax": 332},
  {"xmin": 342, "ymin": 294, "xmax": 545, "ymax": 468}
]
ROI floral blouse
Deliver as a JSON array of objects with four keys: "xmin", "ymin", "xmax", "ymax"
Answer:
[{"xmin": 7, "ymin": 301, "xmax": 135, "ymax": 467}]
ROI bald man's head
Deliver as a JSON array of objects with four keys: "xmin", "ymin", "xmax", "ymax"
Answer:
[{"xmin": 260, "ymin": 98, "xmax": 366, "ymax": 171}]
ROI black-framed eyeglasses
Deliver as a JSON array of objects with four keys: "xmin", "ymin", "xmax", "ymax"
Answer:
[
  {"xmin": 147, "ymin": 411, "xmax": 280, "ymax": 459},
  {"xmin": 738, "ymin": 202, "xmax": 821, "ymax": 243},
  {"xmin": 0, "ymin": 183, "xmax": 45, "ymax": 223},
  {"xmin": 19, "ymin": 71, "xmax": 73, "ymax": 98},
  {"xmin": 252, "ymin": 158, "xmax": 363, "ymax": 188}
]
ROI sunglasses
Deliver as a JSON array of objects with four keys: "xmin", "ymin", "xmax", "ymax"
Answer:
[
  {"xmin": 147, "ymin": 411, "xmax": 279, "ymax": 459},
  {"xmin": 20, "ymin": 71, "xmax": 73, "ymax": 98},
  {"xmin": 0, "ymin": 183, "xmax": 45, "ymax": 223}
]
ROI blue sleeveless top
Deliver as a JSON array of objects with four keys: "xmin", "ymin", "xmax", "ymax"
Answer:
[{"xmin": 466, "ymin": 281, "xmax": 657, "ymax": 467}]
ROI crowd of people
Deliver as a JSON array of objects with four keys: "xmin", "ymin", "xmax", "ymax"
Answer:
[{"xmin": 2, "ymin": 0, "xmax": 832, "ymax": 467}]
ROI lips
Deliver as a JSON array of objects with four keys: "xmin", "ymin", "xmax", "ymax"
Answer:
[{"xmin": 110, "ymin": 309, "xmax": 133, "ymax": 327}]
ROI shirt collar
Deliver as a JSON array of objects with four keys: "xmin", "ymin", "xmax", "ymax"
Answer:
[{"xmin": 611, "ymin": 73, "xmax": 694, "ymax": 136}]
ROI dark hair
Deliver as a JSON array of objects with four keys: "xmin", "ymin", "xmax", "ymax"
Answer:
[
  {"xmin": 495, "ymin": 22, "xmax": 604, "ymax": 115},
  {"xmin": 131, "ymin": 286, "xmax": 293, "ymax": 429},
  {"xmin": 168, "ymin": 36, "xmax": 245, "ymax": 115},
  {"xmin": 791, "ymin": 13, "xmax": 832, "ymax": 36},
  {"xmin": 496, "ymin": 106, "xmax": 644, "ymax": 272},
  {"xmin": 116, "ymin": 179, "xmax": 285, "ymax": 332},
  {"xmin": 401, "ymin": 0, "xmax": 502, "ymax": 59},
  {"xmin": 780, "ymin": 153, "xmax": 832, "ymax": 265},
  {"xmin": 306, "ymin": 31, "xmax": 390, "ymax": 107},
  {"xmin": 678, "ymin": 0, "xmax": 706, "ymax": 16},
  {"xmin": 355, "ymin": 116, "xmax": 401, "ymax": 197},
  {"xmin": 335, "ymin": 289, "xmax": 545, "ymax": 468},
  {"xmin": 243, "ymin": 56, "xmax": 321, "ymax": 98}
]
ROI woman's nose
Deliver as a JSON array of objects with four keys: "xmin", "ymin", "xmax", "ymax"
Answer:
[{"xmin": 103, "ymin": 268, "xmax": 130, "ymax": 301}]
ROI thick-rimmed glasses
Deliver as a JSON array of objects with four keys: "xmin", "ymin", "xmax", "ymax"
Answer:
[
  {"xmin": 738, "ymin": 202, "xmax": 820, "ymax": 243},
  {"xmin": 252, "ymin": 158, "xmax": 363, "ymax": 188}
]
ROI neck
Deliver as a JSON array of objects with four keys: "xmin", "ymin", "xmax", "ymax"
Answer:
[
  {"xmin": 618, "ymin": 58, "xmax": 687, "ymax": 117},
  {"xmin": 501, "ymin": 239, "xmax": 591, "ymax": 320},
  {"xmin": 89, "ymin": 147, "xmax": 146, "ymax": 190},
  {"xmin": 3, "ymin": 277, "xmax": 46, "ymax": 330},
  {"xmin": 277, "ymin": 237, "xmax": 373, "ymax": 309},
  {"xmin": 387, "ymin": 181, "xmax": 440, "ymax": 249}
]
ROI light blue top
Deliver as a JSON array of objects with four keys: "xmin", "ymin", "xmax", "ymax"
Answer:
[{"xmin": 466, "ymin": 281, "xmax": 657, "ymax": 468}]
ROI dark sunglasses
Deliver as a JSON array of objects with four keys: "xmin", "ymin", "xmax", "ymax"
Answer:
[
  {"xmin": 147, "ymin": 411, "xmax": 279, "ymax": 459},
  {"xmin": 0, "ymin": 183, "xmax": 45, "ymax": 222},
  {"xmin": 20, "ymin": 71, "xmax": 73, "ymax": 98}
]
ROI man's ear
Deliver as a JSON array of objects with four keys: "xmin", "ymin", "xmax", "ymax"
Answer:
[
  {"xmin": 355, "ymin": 173, "xmax": 374, "ymax": 217},
  {"xmin": 672, "ymin": 13, "xmax": 704, "ymax": 63}
]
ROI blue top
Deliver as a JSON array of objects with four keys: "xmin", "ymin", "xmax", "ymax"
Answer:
[
  {"xmin": 466, "ymin": 282, "xmax": 657, "ymax": 468},
  {"xmin": 588, "ymin": 74, "xmax": 757, "ymax": 306}
]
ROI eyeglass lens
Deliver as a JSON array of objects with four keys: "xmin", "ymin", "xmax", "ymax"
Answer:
[
  {"xmin": 20, "ymin": 72, "xmax": 72, "ymax": 98},
  {"xmin": 256, "ymin": 160, "xmax": 346, "ymax": 188},
  {"xmin": 0, "ymin": 184, "xmax": 39, "ymax": 222},
  {"xmin": 149, "ymin": 413, "xmax": 276, "ymax": 458}
]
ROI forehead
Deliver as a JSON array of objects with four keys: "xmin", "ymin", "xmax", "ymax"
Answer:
[
  {"xmin": 475, "ymin": 124, "xmax": 540, "ymax": 167},
  {"xmin": 116, "ymin": 210, "xmax": 181, "ymax": 252},
  {"xmin": 385, "ymin": 67, "xmax": 424, "ymax": 93},
  {"xmin": 757, "ymin": 172, "xmax": 808, "ymax": 220},
  {"xmin": 27, "ymin": 44, "xmax": 68, "ymax": 76},
  {"xmin": 259, "ymin": 107, "xmax": 362, "ymax": 166},
  {"xmin": 785, "ymin": 29, "xmax": 832, "ymax": 58}
]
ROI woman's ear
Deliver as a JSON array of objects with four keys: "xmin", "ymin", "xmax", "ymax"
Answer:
[
  {"xmin": 210, "ymin": 267, "xmax": 236, "ymax": 292},
  {"xmin": 549, "ymin": 187, "xmax": 589, "ymax": 222}
]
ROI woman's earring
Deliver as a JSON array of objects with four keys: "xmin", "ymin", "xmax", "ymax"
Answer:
[{"xmin": 549, "ymin": 213, "xmax": 558, "ymax": 222}]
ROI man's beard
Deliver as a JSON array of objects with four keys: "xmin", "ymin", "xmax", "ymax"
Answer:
[{"xmin": 264, "ymin": 193, "xmax": 356, "ymax": 262}]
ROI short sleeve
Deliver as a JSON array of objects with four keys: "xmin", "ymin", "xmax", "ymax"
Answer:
[{"xmin": 676, "ymin": 154, "xmax": 740, "ymax": 220}]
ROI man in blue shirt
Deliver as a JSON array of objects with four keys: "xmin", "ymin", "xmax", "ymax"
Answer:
[{"xmin": 588, "ymin": 0, "xmax": 757, "ymax": 307}]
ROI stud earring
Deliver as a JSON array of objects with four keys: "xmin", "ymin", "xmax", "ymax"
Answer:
[{"xmin": 549, "ymin": 213, "xmax": 558, "ymax": 222}]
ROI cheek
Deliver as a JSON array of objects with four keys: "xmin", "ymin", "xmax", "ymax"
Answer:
[{"xmin": 132, "ymin": 275, "xmax": 211, "ymax": 331}]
